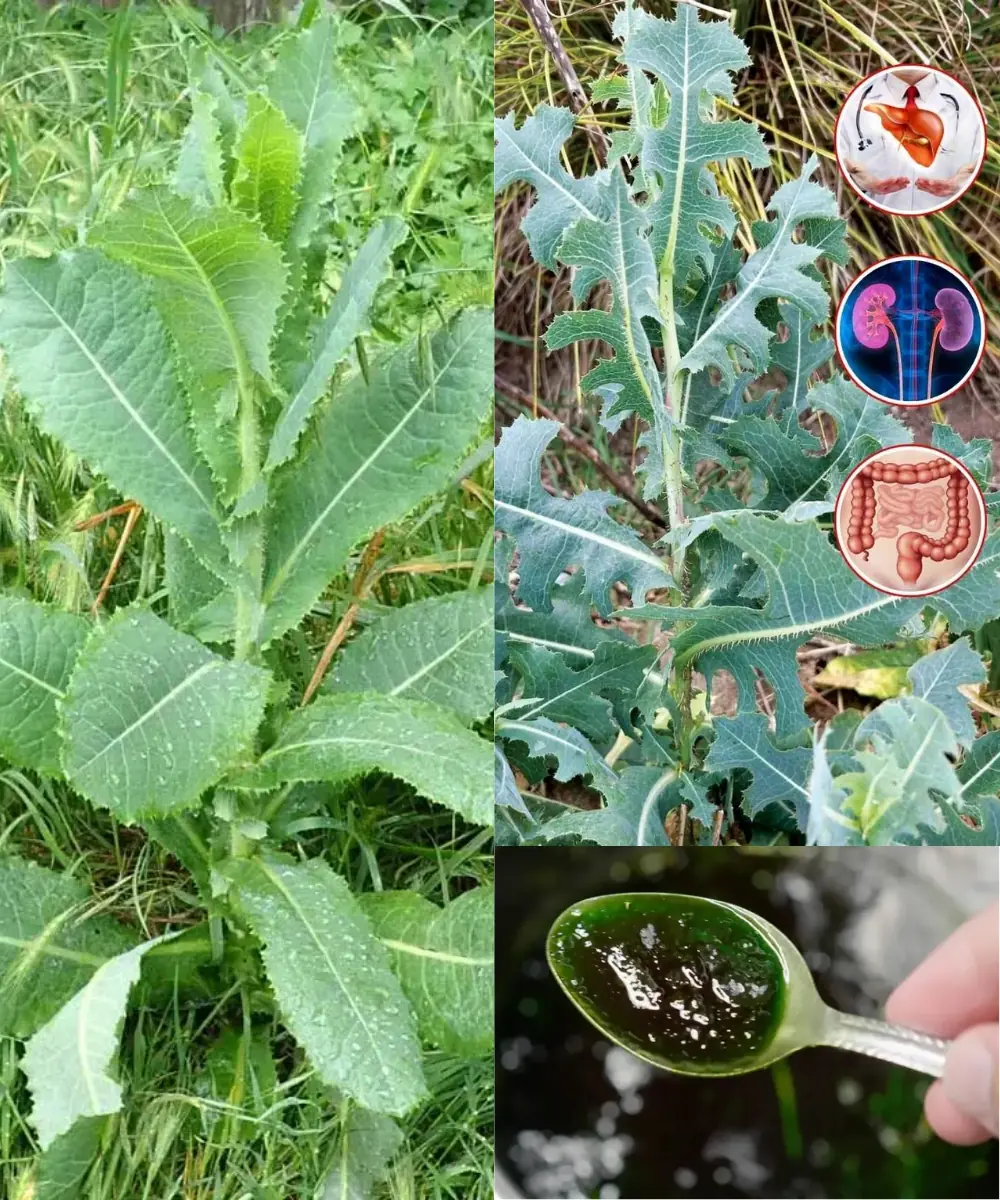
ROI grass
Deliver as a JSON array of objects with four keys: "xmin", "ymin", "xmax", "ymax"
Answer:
[{"xmin": 0, "ymin": 2, "xmax": 493, "ymax": 1197}]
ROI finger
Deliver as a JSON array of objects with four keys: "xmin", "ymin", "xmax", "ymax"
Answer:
[
  {"xmin": 924, "ymin": 1080, "xmax": 994, "ymax": 1145},
  {"xmin": 886, "ymin": 904, "xmax": 999, "ymax": 1037},
  {"xmin": 939, "ymin": 1025, "xmax": 999, "ymax": 1138}
]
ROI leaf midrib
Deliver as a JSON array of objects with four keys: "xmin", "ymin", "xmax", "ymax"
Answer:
[
  {"xmin": 263, "ymin": 325, "xmax": 475, "ymax": 604},
  {"xmin": 15, "ymin": 269, "xmax": 218, "ymax": 519}
]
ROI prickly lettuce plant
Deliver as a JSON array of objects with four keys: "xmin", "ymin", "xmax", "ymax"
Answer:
[
  {"xmin": 0, "ymin": 16, "xmax": 492, "ymax": 1196},
  {"xmin": 494, "ymin": 1, "xmax": 1000, "ymax": 848}
]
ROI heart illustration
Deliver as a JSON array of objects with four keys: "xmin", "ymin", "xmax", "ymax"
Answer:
[{"xmin": 864, "ymin": 99, "xmax": 944, "ymax": 168}]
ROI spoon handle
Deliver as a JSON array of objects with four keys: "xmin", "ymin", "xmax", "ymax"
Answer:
[{"xmin": 821, "ymin": 1010, "xmax": 949, "ymax": 1078}]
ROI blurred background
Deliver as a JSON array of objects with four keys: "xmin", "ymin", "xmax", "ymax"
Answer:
[{"xmin": 496, "ymin": 846, "xmax": 998, "ymax": 1199}]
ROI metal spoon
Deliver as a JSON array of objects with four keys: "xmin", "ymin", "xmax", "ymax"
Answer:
[{"xmin": 547, "ymin": 892, "xmax": 948, "ymax": 1078}]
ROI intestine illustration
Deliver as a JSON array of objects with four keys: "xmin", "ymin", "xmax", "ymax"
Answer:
[
  {"xmin": 842, "ymin": 261, "xmax": 981, "ymax": 403},
  {"xmin": 846, "ymin": 458, "xmax": 971, "ymax": 585}
]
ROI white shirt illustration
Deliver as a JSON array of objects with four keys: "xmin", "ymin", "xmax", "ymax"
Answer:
[{"xmin": 838, "ymin": 68, "xmax": 984, "ymax": 213}]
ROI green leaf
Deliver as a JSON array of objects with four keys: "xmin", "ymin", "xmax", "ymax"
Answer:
[
  {"xmin": 269, "ymin": 15, "xmax": 355, "ymax": 251},
  {"xmin": 34, "ymin": 1116, "xmax": 107, "ymax": 1200},
  {"xmin": 533, "ymin": 764, "xmax": 676, "ymax": 846},
  {"xmin": 0, "ymin": 252, "xmax": 228, "ymax": 570},
  {"xmin": 23, "ymin": 933, "xmax": 177, "ymax": 1149},
  {"xmin": 495, "ymin": 417, "xmax": 670, "ymax": 617},
  {"xmin": 843, "ymin": 696, "xmax": 961, "ymax": 844},
  {"xmin": 496, "ymin": 563, "xmax": 632, "ymax": 660},
  {"xmin": 705, "ymin": 713, "xmax": 811, "ymax": 826},
  {"xmin": 957, "ymin": 730, "xmax": 1000, "ymax": 805},
  {"xmin": 0, "ymin": 596, "xmax": 88, "ymax": 775},
  {"xmin": 224, "ymin": 854, "xmax": 426, "ymax": 1116},
  {"xmin": 494, "ymin": 104, "xmax": 610, "ymax": 270},
  {"xmin": 497, "ymin": 715, "xmax": 620, "ymax": 798},
  {"xmin": 677, "ymin": 158, "xmax": 839, "ymax": 387},
  {"xmin": 325, "ymin": 588, "xmax": 493, "ymax": 724},
  {"xmin": 92, "ymin": 189, "xmax": 288, "ymax": 388},
  {"xmin": 0, "ymin": 855, "xmax": 137, "ymax": 1038},
  {"xmin": 361, "ymin": 886, "xmax": 493, "ymax": 1057},
  {"xmin": 234, "ymin": 694, "xmax": 492, "ymax": 826},
  {"xmin": 322, "ymin": 1104, "xmax": 403, "ymax": 1200},
  {"xmin": 62, "ymin": 609, "xmax": 270, "ymax": 821},
  {"xmin": 267, "ymin": 217, "xmax": 407, "ymax": 471},
  {"xmin": 623, "ymin": 4, "xmax": 768, "ymax": 288},
  {"xmin": 261, "ymin": 310, "xmax": 491, "ymax": 640},
  {"xmin": 906, "ymin": 639, "xmax": 985, "ymax": 749},
  {"xmin": 814, "ymin": 646, "xmax": 922, "ymax": 700},
  {"xmin": 805, "ymin": 729, "xmax": 860, "ymax": 846},
  {"xmin": 495, "ymin": 745, "xmax": 530, "ymax": 816},
  {"xmin": 173, "ymin": 89, "xmax": 225, "ymax": 207},
  {"xmin": 232, "ymin": 93, "xmax": 303, "ymax": 241},
  {"xmin": 505, "ymin": 640, "xmax": 658, "ymax": 741}
]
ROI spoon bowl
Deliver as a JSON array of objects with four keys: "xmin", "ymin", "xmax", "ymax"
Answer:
[{"xmin": 547, "ymin": 893, "xmax": 948, "ymax": 1079}]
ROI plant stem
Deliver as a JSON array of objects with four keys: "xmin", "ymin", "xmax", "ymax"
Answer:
[{"xmin": 234, "ymin": 371, "xmax": 263, "ymax": 663}]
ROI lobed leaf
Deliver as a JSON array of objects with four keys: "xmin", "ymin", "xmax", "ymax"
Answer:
[
  {"xmin": 495, "ymin": 417, "xmax": 671, "ymax": 617},
  {"xmin": 224, "ymin": 854, "xmax": 426, "ymax": 1116},
  {"xmin": 173, "ymin": 89, "xmax": 225, "ymax": 207},
  {"xmin": 61, "ymin": 609, "xmax": 270, "ymax": 821}
]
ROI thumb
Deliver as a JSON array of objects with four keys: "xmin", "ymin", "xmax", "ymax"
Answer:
[{"xmin": 940, "ymin": 1025, "xmax": 999, "ymax": 1138}]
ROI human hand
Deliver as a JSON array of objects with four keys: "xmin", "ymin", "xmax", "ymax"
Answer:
[
  {"xmin": 886, "ymin": 902, "xmax": 998, "ymax": 1144},
  {"xmin": 916, "ymin": 164, "xmax": 977, "ymax": 198},
  {"xmin": 843, "ymin": 161, "xmax": 910, "ymax": 197}
]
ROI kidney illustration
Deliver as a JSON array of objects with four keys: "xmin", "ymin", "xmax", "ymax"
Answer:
[
  {"xmin": 851, "ymin": 283, "xmax": 897, "ymax": 349},
  {"xmin": 934, "ymin": 287, "xmax": 974, "ymax": 351}
]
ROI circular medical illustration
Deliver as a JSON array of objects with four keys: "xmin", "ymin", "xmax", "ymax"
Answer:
[
  {"xmin": 835, "ymin": 64, "xmax": 986, "ymax": 216},
  {"xmin": 834, "ymin": 446, "xmax": 986, "ymax": 597},
  {"xmin": 836, "ymin": 257, "xmax": 984, "ymax": 406}
]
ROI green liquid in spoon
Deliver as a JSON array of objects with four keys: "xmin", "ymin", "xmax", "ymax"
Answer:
[{"xmin": 547, "ymin": 893, "xmax": 788, "ymax": 1075}]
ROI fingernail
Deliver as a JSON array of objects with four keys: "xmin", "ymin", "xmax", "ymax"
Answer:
[{"xmin": 941, "ymin": 1030, "xmax": 999, "ymax": 1136}]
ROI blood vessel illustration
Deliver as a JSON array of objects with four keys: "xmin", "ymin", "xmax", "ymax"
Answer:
[
  {"xmin": 845, "ymin": 458, "xmax": 969, "ymax": 585},
  {"xmin": 927, "ymin": 287, "xmax": 974, "ymax": 402},
  {"xmin": 846, "ymin": 458, "xmax": 971, "ymax": 585}
]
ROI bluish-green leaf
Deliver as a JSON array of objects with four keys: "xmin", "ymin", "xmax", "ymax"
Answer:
[
  {"xmin": 906, "ymin": 639, "xmax": 985, "ymax": 749},
  {"xmin": 495, "ymin": 417, "xmax": 670, "ymax": 617}
]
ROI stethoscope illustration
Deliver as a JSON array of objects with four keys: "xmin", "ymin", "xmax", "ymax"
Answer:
[{"xmin": 853, "ymin": 79, "xmax": 961, "ymax": 154}]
